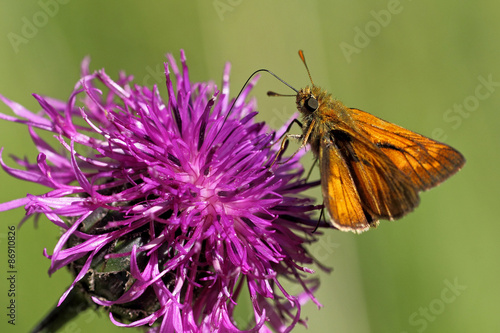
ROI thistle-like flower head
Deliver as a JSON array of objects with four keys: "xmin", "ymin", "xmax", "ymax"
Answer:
[{"xmin": 0, "ymin": 50, "xmax": 324, "ymax": 332}]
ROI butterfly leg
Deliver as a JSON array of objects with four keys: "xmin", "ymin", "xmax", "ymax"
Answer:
[
  {"xmin": 276, "ymin": 118, "xmax": 303, "ymax": 142},
  {"xmin": 274, "ymin": 118, "xmax": 316, "ymax": 166},
  {"xmin": 305, "ymin": 158, "xmax": 318, "ymax": 182},
  {"xmin": 268, "ymin": 118, "xmax": 303, "ymax": 166},
  {"xmin": 270, "ymin": 133, "xmax": 304, "ymax": 167},
  {"xmin": 312, "ymin": 205, "xmax": 326, "ymax": 233}
]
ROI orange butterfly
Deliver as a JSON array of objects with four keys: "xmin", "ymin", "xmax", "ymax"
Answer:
[{"xmin": 271, "ymin": 50, "xmax": 465, "ymax": 233}]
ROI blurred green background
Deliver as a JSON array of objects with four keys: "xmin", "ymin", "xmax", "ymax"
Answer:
[{"xmin": 0, "ymin": 1, "xmax": 498, "ymax": 332}]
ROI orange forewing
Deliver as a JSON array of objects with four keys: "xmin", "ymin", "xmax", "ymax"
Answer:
[{"xmin": 349, "ymin": 108, "xmax": 465, "ymax": 191}]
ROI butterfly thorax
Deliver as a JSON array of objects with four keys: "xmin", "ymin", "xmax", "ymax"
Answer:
[{"xmin": 296, "ymin": 85, "xmax": 355, "ymax": 156}]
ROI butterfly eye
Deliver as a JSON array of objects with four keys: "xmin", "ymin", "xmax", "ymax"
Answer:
[{"xmin": 305, "ymin": 97, "xmax": 318, "ymax": 112}]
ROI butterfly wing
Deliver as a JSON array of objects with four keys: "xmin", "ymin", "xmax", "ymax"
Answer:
[
  {"xmin": 349, "ymin": 108, "xmax": 466, "ymax": 191},
  {"xmin": 319, "ymin": 136, "xmax": 376, "ymax": 233},
  {"xmin": 321, "ymin": 108, "xmax": 465, "ymax": 232},
  {"xmin": 326, "ymin": 125, "xmax": 421, "ymax": 222}
]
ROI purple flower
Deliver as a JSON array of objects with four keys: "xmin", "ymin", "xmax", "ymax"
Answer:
[{"xmin": 0, "ymin": 50, "xmax": 324, "ymax": 332}]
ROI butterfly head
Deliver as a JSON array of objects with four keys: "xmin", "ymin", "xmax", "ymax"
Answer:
[
  {"xmin": 296, "ymin": 85, "xmax": 329, "ymax": 117},
  {"xmin": 296, "ymin": 86, "xmax": 318, "ymax": 116}
]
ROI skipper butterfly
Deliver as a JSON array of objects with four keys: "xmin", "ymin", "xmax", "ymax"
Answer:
[{"xmin": 270, "ymin": 50, "xmax": 465, "ymax": 233}]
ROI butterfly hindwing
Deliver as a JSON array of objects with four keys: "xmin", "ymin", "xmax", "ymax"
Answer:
[{"xmin": 319, "ymin": 136, "xmax": 373, "ymax": 232}]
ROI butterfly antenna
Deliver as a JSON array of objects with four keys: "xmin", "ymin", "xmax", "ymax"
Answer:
[
  {"xmin": 209, "ymin": 69, "xmax": 298, "ymax": 147},
  {"xmin": 267, "ymin": 91, "xmax": 296, "ymax": 97},
  {"xmin": 298, "ymin": 50, "xmax": 314, "ymax": 85}
]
